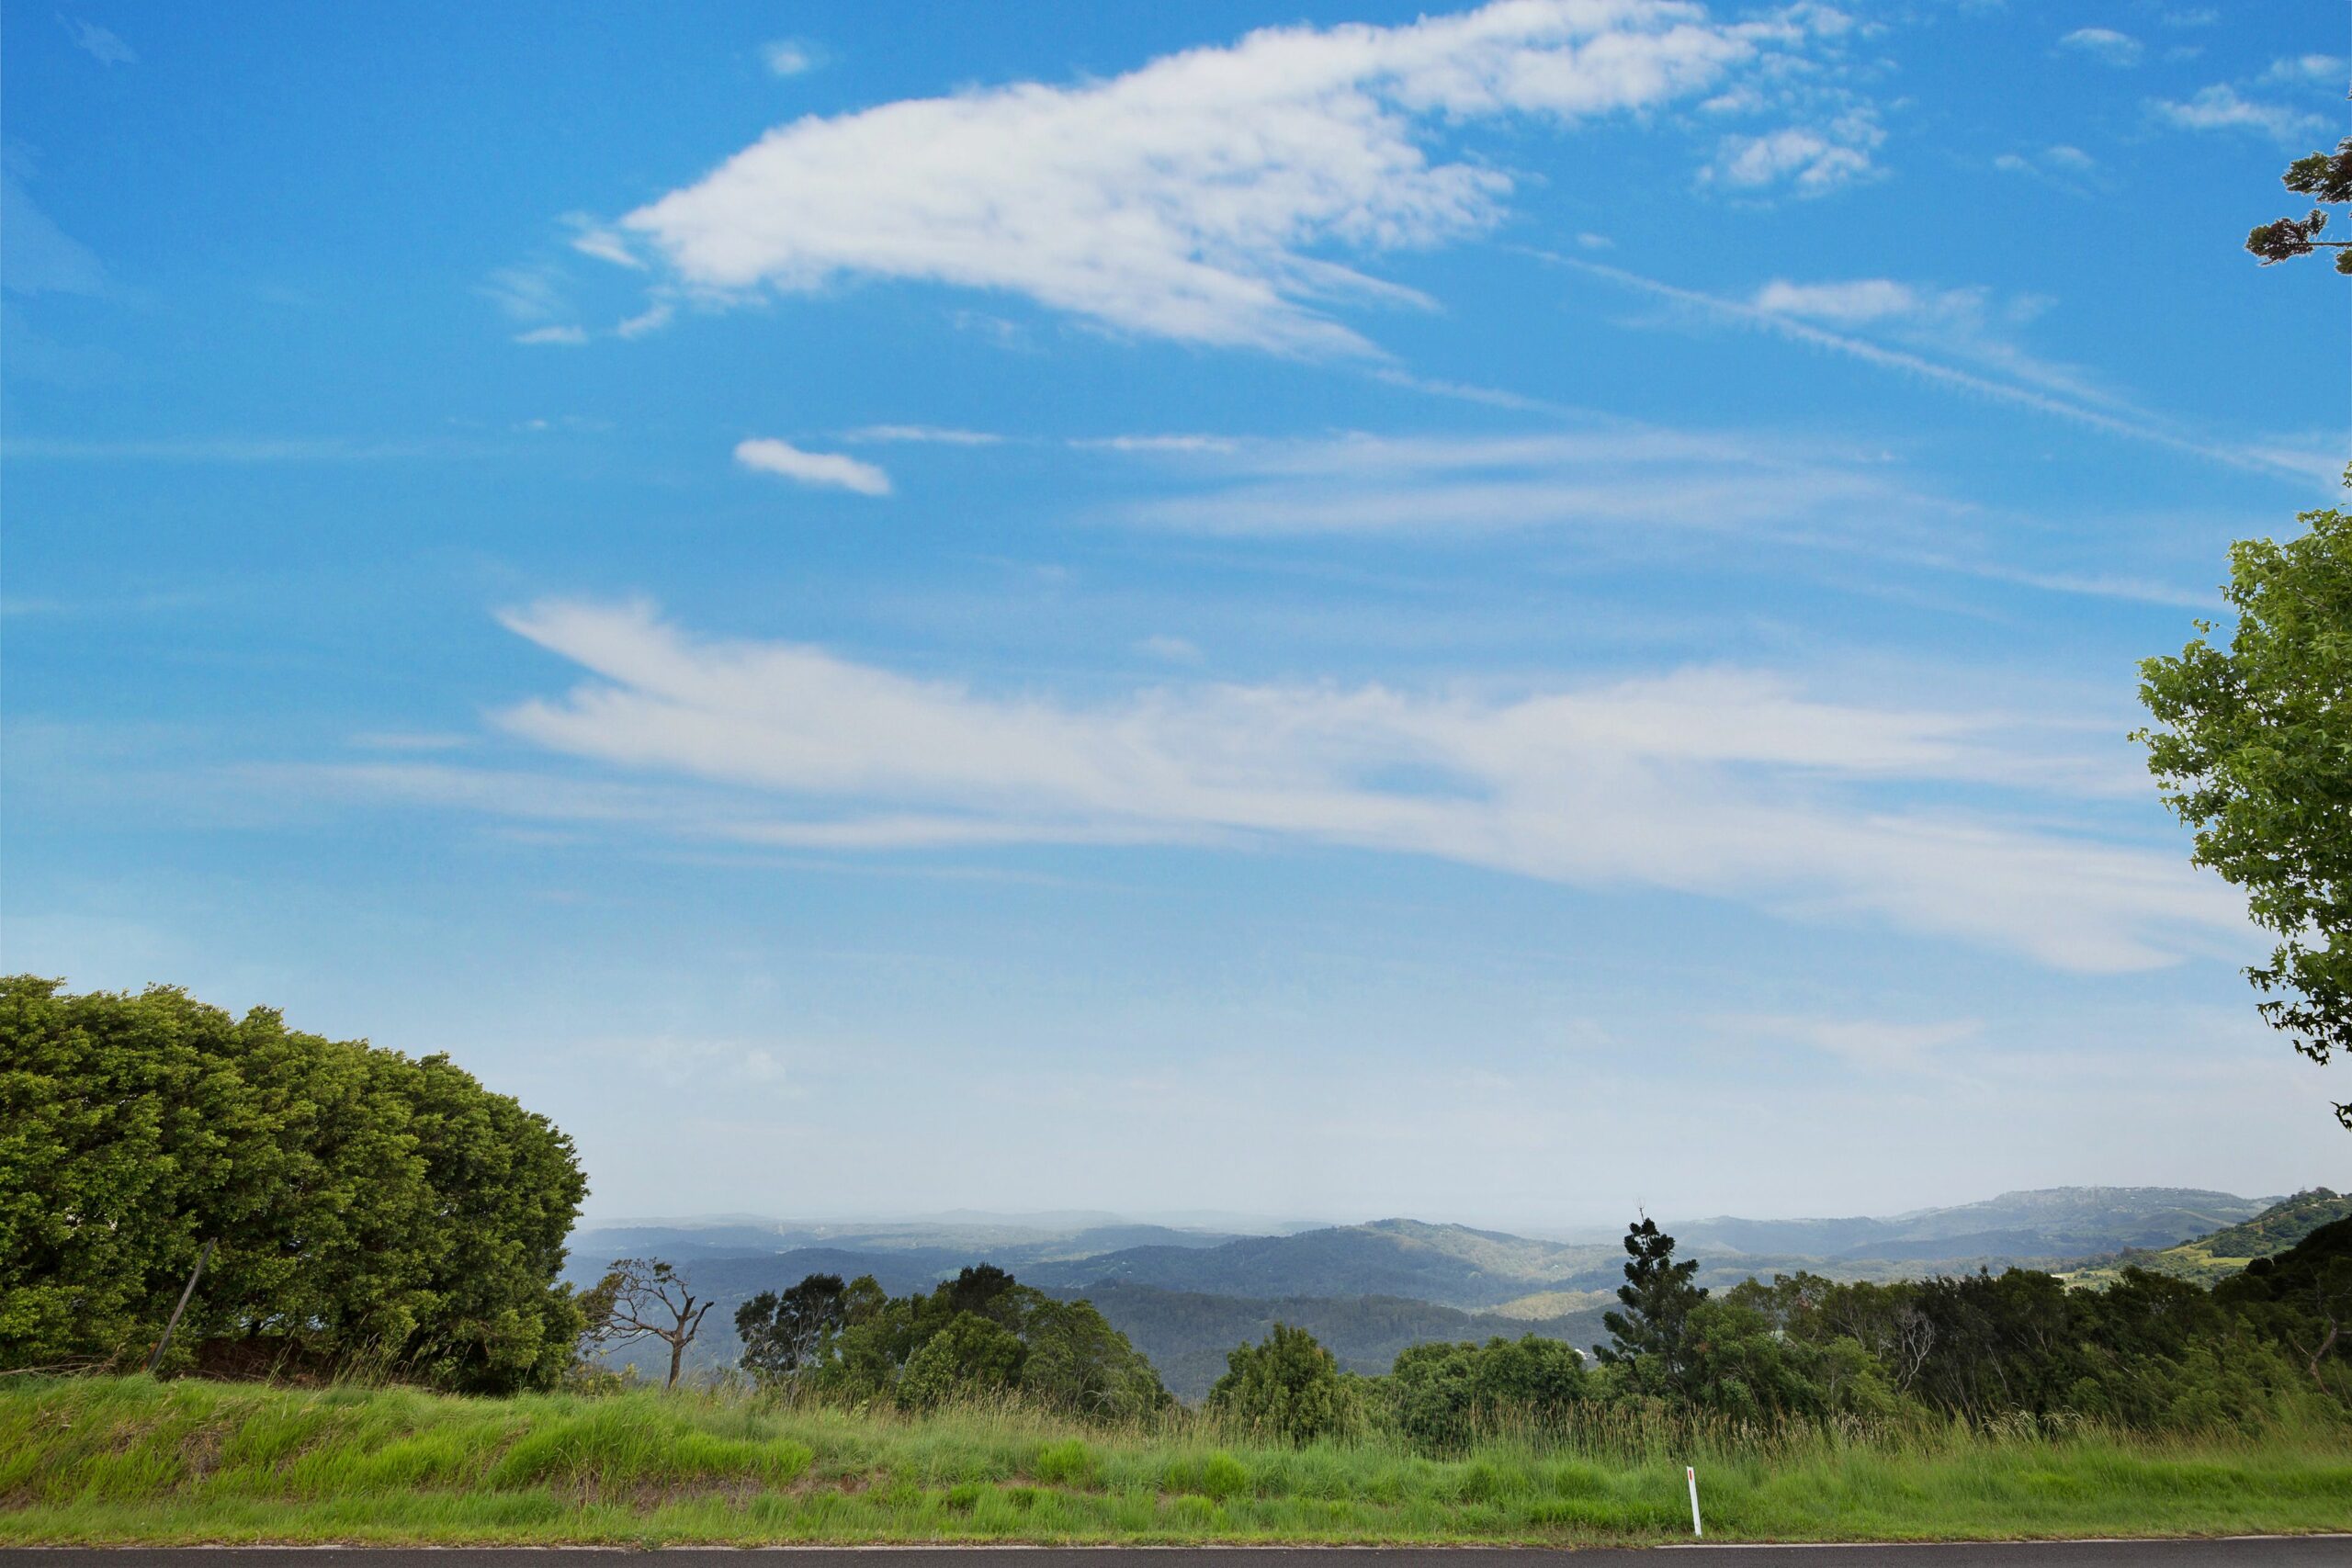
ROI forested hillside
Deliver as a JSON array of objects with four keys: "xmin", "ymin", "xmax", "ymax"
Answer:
[
  {"xmin": 1058, "ymin": 1281, "xmax": 1610, "ymax": 1400},
  {"xmin": 564, "ymin": 1186, "xmax": 2306, "ymax": 1390},
  {"xmin": 2063, "ymin": 1190, "xmax": 2352, "ymax": 1288}
]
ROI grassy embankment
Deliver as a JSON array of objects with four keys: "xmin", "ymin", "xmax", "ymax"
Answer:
[{"xmin": 4, "ymin": 1375, "xmax": 2347, "ymax": 1545}]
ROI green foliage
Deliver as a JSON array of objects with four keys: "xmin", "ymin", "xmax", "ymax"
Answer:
[
  {"xmin": 2137, "ymin": 497, "xmax": 2352, "ymax": 1128},
  {"xmin": 0, "ymin": 976, "xmax": 585, "ymax": 1391},
  {"xmin": 1680, "ymin": 1295, "xmax": 1895, "ymax": 1422},
  {"xmin": 2247, "ymin": 138, "xmax": 2352, "ymax": 273},
  {"xmin": 1595, "ymin": 1217, "xmax": 1705, "ymax": 1397},
  {"xmin": 2215, "ymin": 1216, "xmax": 2352, "ymax": 1401},
  {"xmin": 1206, "ymin": 1322, "xmax": 1361, "ymax": 1445},
  {"xmin": 779, "ymin": 1265, "xmax": 1169, "ymax": 1420},
  {"xmin": 1385, "ymin": 1333, "xmax": 1588, "ymax": 1451}
]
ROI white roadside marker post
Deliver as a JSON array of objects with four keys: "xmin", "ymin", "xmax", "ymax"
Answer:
[{"xmin": 1687, "ymin": 1465, "xmax": 1702, "ymax": 1537}]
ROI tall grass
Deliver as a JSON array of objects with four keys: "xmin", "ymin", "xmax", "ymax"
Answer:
[{"xmin": 2, "ymin": 1375, "xmax": 2345, "ymax": 1544}]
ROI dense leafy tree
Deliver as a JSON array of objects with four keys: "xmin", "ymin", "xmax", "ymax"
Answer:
[
  {"xmin": 1207, "ymin": 1322, "xmax": 1358, "ymax": 1444},
  {"xmin": 2137, "ymin": 495, "xmax": 2352, "ymax": 1128},
  {"xmin": 1020, "ymin": 1296, "xmax": 1176, "ymax": 1420},
  {"xmin": 2247, "ymin": 138, "xmax": 2352, "ymax": 273},
  {"xmin": 782, "ymin": 1266, "xmax": 1166, "ymax": 1418},
  {"xmin": 2217, "ymin": 1217, "xmax": 2352, "ymax": 1399},
  {"xmin": 1386, "ymin": 1333, "xmax": 1587, "ymax": 1450},
  {"xmin": 0, "ymin": 977, "xmax": 585, "ymax": 1391},
  {"xmin": 898, "ymin": 1311, "xmax": 1027, "ymax": 1407},
  {"xmin": 1596, "ymin": 1216, "xmax": 1705, "ymax": 1397},
  {"xmin": 1679, "ymin": 1295, "xmax": 1894, "ymax": 1421}
]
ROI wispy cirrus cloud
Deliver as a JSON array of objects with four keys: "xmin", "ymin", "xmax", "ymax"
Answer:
[
  {"xmin": 1747, "ymin": 276, "xmax": 2115, "ymax": 404},
  {"xmin": 1551, "ymin": 254, "xmax": 2336, "ymax": 481},
  {"xmin": 57, "ymin": 14, "xmax": 135, "ymax": 66},
  {"xmin": 590, "ymin": 0, "xmax": 1875, "ymax": 355},
  {"xmin": 841, "ymin": 424, "xmax": 1004, "ymax": 446},
  {"xmin": 1102, "ymin": 423, "xmax": 1927, "ymax": 542},
  {"xmin": 319, "ymin": 599, "xmax": 2245, "ymax": 975},
  {"xmin": 734, "ymin": 436, "xmax": 893, "ymax": 495},
  {"xmin": 514, "ymin": 324, "xmax": 589, "ymax": 346}
]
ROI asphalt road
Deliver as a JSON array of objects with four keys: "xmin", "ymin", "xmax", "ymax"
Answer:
[{"xmin": 6, "ymin": 1545, "xmax": 2347, "ymax": 1565}]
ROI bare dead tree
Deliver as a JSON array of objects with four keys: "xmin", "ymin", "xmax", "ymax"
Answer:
[{"xmin": 580, "ymin": 1257, "xmax": 715, "ymax": 1391}]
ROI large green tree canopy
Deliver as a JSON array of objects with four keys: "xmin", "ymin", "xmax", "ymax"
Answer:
[
  {"xmin": 2137, "ymin": 499, "xmax": 2352, "ymax": 1129},
  {"xmin": 741, "ymin": 1264, "xmax": 1170, "ymax": 1421},
  {"xmin": 0, "ymin": 976, "xmax": 587, "ymax": 1390}
]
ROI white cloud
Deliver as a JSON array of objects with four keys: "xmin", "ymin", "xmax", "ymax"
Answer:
[
  {"xmin": 1993, "ymin": 143, "xmax": 2098, "ymax": 196},
  {"xmin": 614, "ymin": 0, "xmax": 1868, "ymax": 354},
  {"xmin": 733, "ymin": 436, "xmax": 893, "ymax": 495},
  {"xmin": 1073, "ymin": 433, "xmax": 1243, "ymax": 455},
  {"xmin": 763, "ymin": 39, "xmax": 819, "ymax": 77},
  {"xmin": 615, "ymin": 300, "xmax": 674, "ymax": 338},
  {"xmin": 2262, "ymin": 54, "xmax": 2346, "ymax": 85},
  {"xmin": 2058, "ymin": 28, "xmax": 2142, "ymax": 66},
  {"xmin": 1555, "ymin": 254, "xmax": 2335, "ymax": 482},
  {"xmin": 2153, "ymin": 84, "xmax": 2326, "ymax": 145},
  {"xmin": 1752, "ymin": 277, "xmax": 1943, "ymax": 324},
  {"xmin": 378, "ymin": 600, "xmax": 2247, "ymax": 975},
  {"xmin": 1106, "ymin": 424, "xmax": 1926, "ymax": 541},
  {"xmin": 58, "ymin": 14, "xmax": 134, "ymax": 65},
  {"xmin": 564, "ymin": 215, "xmax": 645, "ymax": 269},
  {"xmin": 514, "ymin": 324, "xmax": 589, "ymax": 346},
  {"xmin": 1704, "ymin": 117, "xmax": 1883, "ymax": 195},
  {"xmin": 842, "ymin": 423, "xmax": 1003, "ymax": 446}
]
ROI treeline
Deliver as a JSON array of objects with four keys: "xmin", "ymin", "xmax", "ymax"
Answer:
[
  {"xmin": 1198, "ymin": 1215, "xmax": 2352, "ymax": 1450},
  {"xmin": 661, "ymin": 1213, "xmax": 2350, "ymax": 1451},
  {"xmin": 1, "ymin": 978, "xmax": 586, "ymax": 1392}
]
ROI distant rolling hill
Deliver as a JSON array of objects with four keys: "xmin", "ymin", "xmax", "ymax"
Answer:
[
  {"xmin": 1013, "ymin": 1219, "xmax": 1614, "ymax": 1310},
  {"xmin": 563, "ymin": 1185, "xmax": 2302, "ymax": 1393},
  {"xmin": 1067, "ymin": 1282, "xmax": 1611, "ymax": 1400},
  {"xmin": 2061, "ymin": 1189, "xmax": 2352, "ymax": 1289},
  {"xmin": 1671, "ymin": 1187, "xmax": 2274, "ymax": 1261}
]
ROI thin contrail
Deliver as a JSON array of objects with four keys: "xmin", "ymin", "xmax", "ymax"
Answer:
[{"xmin": 1537, "ymin": 251, "xmax": 2333, "ymax": 485}]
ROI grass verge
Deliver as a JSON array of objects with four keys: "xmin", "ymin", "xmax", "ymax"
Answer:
[{"xmin": 2, "ymin": 1375, "xmax": 2346, "ymax": 1544}]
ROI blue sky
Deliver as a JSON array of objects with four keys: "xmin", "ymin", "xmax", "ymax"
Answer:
[{"xmin": 6, "ymin": 0, "xmax": 2346, "ymax": 1227}]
